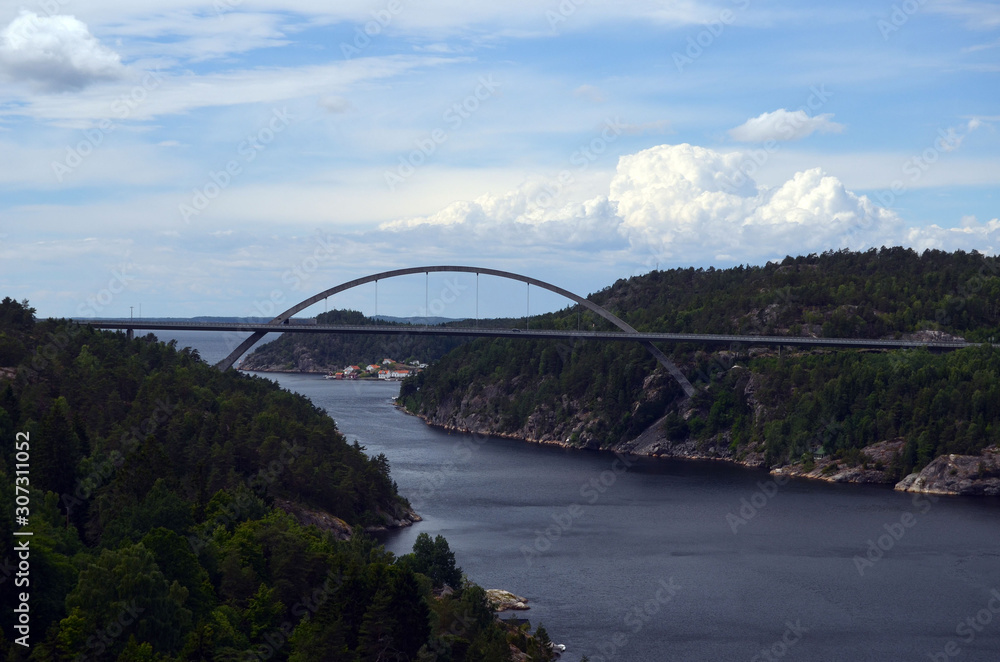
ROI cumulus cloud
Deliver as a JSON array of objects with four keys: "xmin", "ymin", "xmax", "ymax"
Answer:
[
  {"xmin": 381, "ymin": 143, "xmax": 904, "ymax": 265},
  {"xmin": 0, "ymin": 11, "xmax": 125, "ymax": 91},
  {"xmin": 380, "ymin": 184, "xmax": 626, "ymax": 251},
  {"xmin": 729, "ymin": 109, "xmax": 845, "ymax": 142},
  {"xmin": 612, "ymin": 143, "xmax": 900, "ymax": 260},
  {"xmin": 904, "ymin": 217, "xmax": 1000, "ymax": 255}
]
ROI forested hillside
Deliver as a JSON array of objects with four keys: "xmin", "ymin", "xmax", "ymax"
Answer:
[
  {"xmin": 240, "ymin": 309, "xmax": 470, "ymax": 372},
  {"xmin": 0, "ymin": 298, "xmax": 554, "ymax": 661},
  {"xmin": 400, "ymin": 248, "xmax": 1000, "ymax": 479}
]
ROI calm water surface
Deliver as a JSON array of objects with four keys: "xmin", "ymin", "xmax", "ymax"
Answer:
[{"xmin": 161, "ymin": 334, "xmax": 1000, "ymax": 661}]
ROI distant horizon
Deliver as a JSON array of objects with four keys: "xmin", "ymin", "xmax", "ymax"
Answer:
[{"xmin": 24, "ymin": 244, "xmax": 1000, "ymax": 320}]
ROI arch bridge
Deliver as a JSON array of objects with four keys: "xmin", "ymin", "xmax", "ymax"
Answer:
[
  {"xmin": 82, "ymin": 266, "xmax": 983, "ymax": 396},
  {"xmin": 215, "ymin": 265, "xmax": 697, "ymax": 396}
]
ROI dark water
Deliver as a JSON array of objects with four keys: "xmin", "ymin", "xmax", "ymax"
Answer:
[
  {"xmin": 267, "ymin": 375, "xmax": 1000, "ymax": 662},
  {"xmin": 156, "ymin": 334, "xmax": 1000, "ymax": 661}
]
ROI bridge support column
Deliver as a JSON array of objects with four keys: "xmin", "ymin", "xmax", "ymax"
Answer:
[{"xmin": 126, "ymin": 328, "xmax": 133, "ymax": 340}]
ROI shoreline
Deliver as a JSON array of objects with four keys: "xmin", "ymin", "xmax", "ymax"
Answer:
[
  {"xmin": 252, "ymin": 368, "xmax": 1000, "ymax": 498},
  {"xmin": 240, "ymin": 367, "xmax": 411, "ymax": 382},
  {"xmin": 401, "ymin": 405, "xmax": 1000, "ymax": 498}
]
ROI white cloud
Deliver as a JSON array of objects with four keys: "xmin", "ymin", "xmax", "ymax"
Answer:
[
  {"xmin": 729, "ymin": 109, "xmax": 845, "ymax": 142},
  {"xmin": 904, "ymin": 217, "xmax": 1000, "ymax": 254},
  {"xmin": 0, "ymin": 0, "xmax": 731, "ymax": 54},
  {"xmin": 0, "ymin": 11, "xmax": 125, "ymax": 91},
  {"xmin": 380, "ymin": 143, "xmax": 905, "ymax": 265},
  {"xmin": 929, "ymin": 0, "xmax": 1000, "ymax": 30},
  {"xmin": 380, "ymin": 184, "xmax": 626, "ymax": 250},
  {"xmin": 612, "ymin": 144, "xmax": 900, "ymax": 260},
  {"xmin": 96, "ymin": 11, "xmax": 290, "ymax": 63},
  {"xmin": 12, "ymin": 55, "xmax": 455, "ymax": 124}
]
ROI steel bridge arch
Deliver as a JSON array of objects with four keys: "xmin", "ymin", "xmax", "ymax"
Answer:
[{"xmin": 215, "ymin": 266, "xmax": 695, "ymax": 396}]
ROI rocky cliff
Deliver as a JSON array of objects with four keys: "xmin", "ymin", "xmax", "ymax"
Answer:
[{"xmin": 895, "ymin": 447, "xmax": 1000, "ymax": 496}]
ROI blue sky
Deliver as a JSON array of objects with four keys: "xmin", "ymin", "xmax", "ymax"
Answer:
[{"xmin": 1, "ymin": 0, "xmax": 998, "ymax": 320}]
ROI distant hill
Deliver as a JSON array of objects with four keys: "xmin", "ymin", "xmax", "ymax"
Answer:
[
  {"xmin": 374, "ymin": 315, "xmax": 465, "ymax": 325},
  {"xmin": 399, "ymin": 248, "xmax": 1000, "ymax": 488},
  {"xmin": 239, "ymin": 308, "xmax": 472, "ymax": 372}
]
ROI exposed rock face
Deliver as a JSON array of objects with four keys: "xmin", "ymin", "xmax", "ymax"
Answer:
[
  {"xmin": 895, "ymin": 448, "xmax": 1000, "ymax": 496},
  {"xmin": 772, "ymin": 439, "xmax": 905, "ymax": 485},
  {"xmin": 614, "ymin": 412, "xmax": 767, "ymax": 467},
  {"xmin": 486, "ymin": 589, "xmax": 529, "ymax": 612},
  {"xmin": 414, "ymin": 377, "xmax": 607, "ymax": 450},
  {"xmin": 364, "ymin": 505, "xmax": 423, "ymax": 533},
  {"xmin": 274, "ymin": 498, "xmax": 421, "ymax": 539},
  {"xmin": 902, "ymin": 329, "xmax": 966, "ymax": 343},
  {"xmin": 274, "ymin": 498, "xmax": 354, "ymax": 539},
  {"xmin": 410, "ymin": 357, "xmax": 1000, "ymax": 497},
  {"xmin": 240, "ymin": 348, "xmax": 323, "ymax": 373}
]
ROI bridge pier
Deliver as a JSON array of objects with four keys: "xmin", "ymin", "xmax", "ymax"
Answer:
[{"xmin": 127, "ymin": 327, "xmax": 133, "ymax": 340}]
